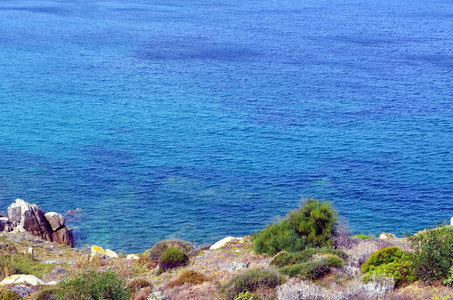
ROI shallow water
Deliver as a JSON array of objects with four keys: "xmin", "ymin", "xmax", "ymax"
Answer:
[{"xmin": 0, "ymin": 0, "xmax": 452, "ymax": 252}]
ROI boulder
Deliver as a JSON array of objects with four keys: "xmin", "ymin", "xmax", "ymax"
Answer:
[
  {"xmin": 379, "ymin": 232, "xmax": 396, "ymax": 239},
  {"xmin": 0, "ymin": 217, "xmax": 13, "ymax": 232},
  {"xmin": 126, "ymin": 254, "xmax": 140, "ymax": 260},
  {"xmin": 0, "ymin": 274, "xmax": 45, "ymax": 286},
  {"xmin": 45, "ymin": 212, "xmax": 65, "ymax": 231},
  {"xmin": 52, "ymin": 227, "xmax": 74, "ymax": 247},
  {"xmin": 90, "ymin": 245, "xmax": 118, "ymax": 261},
  {"xmin": 209, "ymin": 236, "xmax": 243, "ymax": 250},
  {"xmin": 8, "ymin": 199, "xmax": 53, "ymax": 241},
  {"xmin": 6, "ymin": 199, "xmax": 74, "ymax": 247}
]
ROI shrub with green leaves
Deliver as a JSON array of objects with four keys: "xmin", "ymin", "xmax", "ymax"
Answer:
[
  {"xmin": 253, "ymin": 198, "xmax": 338, "ymax": 255},
  {"xmin": 270, "ymin": 248, "xmax": 347, "ymax": 268},
  {"xmin": 234, "ymin": 291, "xmax": 255, "ymax": 300},
  {"xmin": 158, "ymin": 247, "xmax": 189, "ymax": 271},
  {"xmin": 353, "ymin": 234, "xmax": 372, "ymax": 239},
  {"xmin": 35, "ymin": 288, "xmax": 59, "ymax": 300},
  {"xmin": 363, "ymin": 257, "xmax": 416, "ymax": 287},
  {"xmin": 279, "ymin": 254, "xmax": 345, "ymax": 279},
  {"xmin": 143, "ymin": 240, "xmax": 194, "ymax": 261},
  {"xmin": 253, "ymin": 219, "xmax": 306, "ymax": 256},
  {"xmin": 56, "ymin": 271, "xmax": 130, "ymax": 300},
  {"xmin": 221, "ymin": 269, "xmax": 284, "ymax": 300},
  {"xmin": 361, "ymin": 246, "xmax": 403, "ymax": 273},
  {"xmin": 407, "ymin": 225, "xmax": 453, "ymax": 283}
]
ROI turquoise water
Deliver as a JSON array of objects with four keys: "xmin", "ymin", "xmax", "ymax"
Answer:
[{"xmin": 0, "ymin": 0, "xmax": 452, "ymax": 252}]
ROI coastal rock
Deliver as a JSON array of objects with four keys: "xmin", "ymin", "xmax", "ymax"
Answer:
[
  {"xmin": 379, "ymin": 232, "xmax": 396, "ymax": 239},
  {"xmin": 90, "ymin": 245, "xmax": 118, "ymax": 261},
  {"xmin": 52, "ymin": 227, "xmax": 74, "ymax": 247},
  {"xmin": 127, "ymin": 254, "xmax": 140, "ymax": 260},
  {"xmin": 0, "ymin": 274, "xmax": 45, "ymax": 286},
  {"xmin": 8, "ymin": 199, "xmax": 53, "ymax": 242},
  {"xmin": 6, "ymin": 199, "xmax": 74, "ymax": 247},
  {"xmin": 209, "ymin": 236, "xmax": 243, "ymax": 250},
  {"xmin": 45, "ymin": 212, "xmax": 66, "ymax": 231},
  {"xmin": 0, "ymin": 217, "xmax": 14, "ymax": 232}
]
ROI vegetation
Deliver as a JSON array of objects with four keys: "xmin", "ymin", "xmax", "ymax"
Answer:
[
  {"xmin": 167, "ymin": 270, "xmax": 209, "ymax": 288},
  {"xmin": 279, "ymin": 254, "xmax": 345, "ymax": 278},
  {"xmin": 0, "ymin": 256, "xmax": 17, "ymax": 280},
  {"xmin": 363, "ymin": 257, "xmax": 416, "ymax": 287},
  {"xmin": 221, "ymin": 269, "xmax": 284, "ymax": 300},
  {"xmin": 0, "ymin": 290, "xmax": 22, "ymax": 300},
  {"xmin": 407, "ymin": 225, "xmax": 453, "ymax": 283},
  {"xmin": 233, "ymin": 291, "xmax": 255, "ymax": 300},
  {"xmin": 56, "ymin": 271, "xmax": 130, "ymax": 300},
  {"xmin": 158, "ymin": 247, "xmax": 189, "ymax": 271},
  {"xmin": 353, "ymin": 233, "xmax": 372, "ymax": 239},
  {"xmin": 253, "ymin": 198, "xmax": 338, "ymax": 255},
  {"xmin": 270, "ymin": 248, "xmax": 347, "ymax": 268},
  {"xmin": 143, "ymin": 240, "xmax": 194, "ymax": 262},
  {"xmin": 35, "ymin": 289, "xmax": 59, "ymax": 300},
  {"xmin": 361, "ymin": 246, "xmax": 403, "ymax": 273}
]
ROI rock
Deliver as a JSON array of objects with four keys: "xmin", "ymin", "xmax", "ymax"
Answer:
[
  {"xmin": 8, "ymin": 199, "xmax": 53, "ymax": 242},
  {"xmin": 0, "ymin": 274, "xmax": 45, "ymax": 285},
  {"xmin": 379, "ymin": 232, "xmax": 396, "ymax": 239},
  {"xmin": 209, "ymin": 236, "xmax": 243, "ymax": 250},
  {"xmin": 0, "ymin": 217, "xmax": 14, "ymax": 232},
  {"xmin": 126, "ymin": 254, "xmax": 140, "ymax": 260},
  {"xmin": 6, "ymin": 199, "xmax": 74, "ymax": 247},
  {"xmin": 28, "ymin": 247, "xmax": 34, "ymax": 259},
  {"xmin": 45, "ymin": 212, "xmax": 66, "ymax": 231},
  {"xmin": 52, "ymin": 227, "xmax": 74, "ymax": 247},
  {"xmin": 90, "ymin": 245, "xmax": 118, "ymax": 261}
]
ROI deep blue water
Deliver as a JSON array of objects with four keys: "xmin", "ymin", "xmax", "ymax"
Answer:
[{"xmin": 0, "ymin": 0, "xmax": 452, "ymax": 253}]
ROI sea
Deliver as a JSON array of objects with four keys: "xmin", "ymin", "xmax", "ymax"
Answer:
[{"xmin": 0, "ymin": 0, "xmax": 452, "ymax": 253}]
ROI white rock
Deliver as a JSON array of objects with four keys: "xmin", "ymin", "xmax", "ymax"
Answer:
[
  {"xmin": 126, "ymin": 254, "xmax": 140, "ymax": 260},
  {"xmin": 379, "ymin": 232, "xmax": 395, "ymax": 239},
  {"xmin": 44, "ymin": 212, "xmax": 66, "ymax": 231},
  {"xmin": 0, "ymin": 274, "xmax": 45, "ymax": 286},
  {"xmin": 105, "ymin": 249, "xmax": 118, "ymax": 258},
  {"xmin": 46, "ymin": 281, "xmax": 58, "ymax": 285},
  {"xmin": 209, "ymin": 236, "xmax": 243, "ymax": 250}
]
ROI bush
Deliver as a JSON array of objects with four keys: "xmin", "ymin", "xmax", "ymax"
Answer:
[
  {"xmin": 221, "ymin": 269, "xmax": 284, "ymax": 300},
  {"xmin": 354, "ymin": 234, "xmax": 373, "ymax": 240},
  {"xmin": 289, "ymin": 198, "xmax": 338, "ymax": 248},
  {"xmin": 56, "ymin": 271, "xmax": 130, "ymax": 300},
  {"xmin": 126, "ymin": 278, "xmax": 152, "ymax": 294},
  {"xmin": 0, "ymin": 256, "xmax": 17, "ymax": 280},
  {"xmin": 361, "ymin": 246, "xmax": 403, "ymax": 273},
  {"xmin": 407, "ymin": 225, "xmax": 453, "ymax": 283},
  {"xmin": 253, "ymin": 198, "xmax": 338, "ymax": 255},
  {"xmin": 363, "ymin": 258, "xmax": 416, "ymax": 287},
  {"xmin": 35, "ymin": 289, "xmax": 60, "ymax": 300},
  {"xmin": 158, "ymin": 247, "xmax": 189, "ymax": 271},
  {"xmin": 143, "ymin": 240, "xmax": 194, "ymax": 261},
  {"xmin": 234, "ymin": 291, "xmax": 255, "ymax": 300},
  {"xmin": 0, "ymin": 290, "xmax": 22, "ymax": 300},
  {"xmin": 279, "ymin": 255, "xmax": 344, "ymax": 279},
  {"xmin": 253, "ymin": 220, "xmax": 306, "ymax": 256},
  {"xmin": 270, "ymin": 248, "xmax": 347, "ymax": 268},
  {"xmin": 167, "ymin": 270, "xmax": 209, "ymax": 288}
]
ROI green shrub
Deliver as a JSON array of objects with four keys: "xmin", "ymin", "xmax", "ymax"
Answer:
[
  {"xmin": 253, "ymin": 219, "xmax": 306, "ymax": 256},
  {"xmin": 253, "ymin": 198, "xmax": 338, "ymax": 255},
  {"xmin": 35, "ymin": 288, "xmax": 60, "ymax": 300},
  {"xmin": 158, "ymin": 247, "xmax": 189, "ymax": 271},
  {"xmin": 363, "ymin": 258, "xmax": 416, "ymax": 287},
  {"xmin": 0, "ymin": 256, "xmax": 17, "ymax": 280},
  {"xmin": 168, "ymin": 270, "xmax": 209, "ymax": 288},
  {"xmin": 407, "ymin": 225, "xmax": 453, "ymax": 283},
  {"xmin": 221, "ymin": 269, "xmax": 284, "ymax": 300},
  {"xmin": 143, "ymin": 240, "xmax": 194, "ymax": 261},
  {"xmin": 56, "ymin": 270, "xmax": 130, "ymax": 300},
  {"xmin": 270, "ymin": 248, "xmax": 347, "ymax": 268},
  {"xmin": 234, "ymin": 291, "xmax": 255, "ymax": 300},
  {"xmin": 279, "ymin": 255, "xmax": 344, "ymax": 279},
  {"xmin": 353, "ymin": 234, "xmax": 372, "ymax": 239},
  {"xmin": 361, "ymin": 246, "xmax": 403, "ymax": 273},
  {"xmin": 0, "ymin": 290, "xmax": 22, "ymax": 300},
  {"xmin": 289, "ymin": 198, "xmax": 338, "ymax": 248}
]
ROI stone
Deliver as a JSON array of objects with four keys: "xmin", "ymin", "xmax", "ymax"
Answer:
[
  {"xmin": 0, "ymin": 274, "xmax": 45, "ymax": 286},
  {"xmin": 45, "ymin": 212, "xmax": 66, "ymax": 231},
  {"xmin": 28, "ymin": 247, "xmax": 34, "ymax": 259},
  {"xmin": 126, "ymin": 254, "xmax": 140, "ymax": 260},
  {"xmin": 52, "ymin": 227, "xmax": 74, "ymax": 247},
  {"xmin": 209, "ymin": 236, "xmax": 243, "ymax": 250},
  {"xmin": 379, "ymin": 232, "xmax": 396, "ymax": 239},
  {"xmin": 90, "ymin": 245, "xmax": 118, "ymax": 261},
  {"xmin": 8, "ymin": 199, "xmax": 53, "ymax": 242}
]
